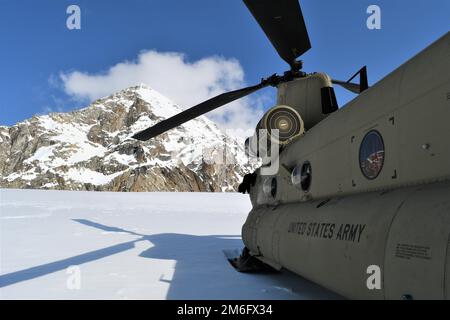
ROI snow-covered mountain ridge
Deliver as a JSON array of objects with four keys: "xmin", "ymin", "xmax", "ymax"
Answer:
[{"xmin": 0, "ymin": 85, "xmax": 254, "ymax": 191}]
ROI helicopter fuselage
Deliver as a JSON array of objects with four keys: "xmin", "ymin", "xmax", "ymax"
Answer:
[{"xmin": 242, "ymin": 32, "xmax": 450, "ymax": 299}]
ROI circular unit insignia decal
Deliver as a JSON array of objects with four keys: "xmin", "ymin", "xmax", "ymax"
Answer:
[{"xmin": 359, "ymin": 130, "xmax": 385, "ymax": 180}]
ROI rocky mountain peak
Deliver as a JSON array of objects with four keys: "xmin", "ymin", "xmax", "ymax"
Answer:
[{"xmin": 0, "ymin": 85, "xmax": 255, "ymax": 192}]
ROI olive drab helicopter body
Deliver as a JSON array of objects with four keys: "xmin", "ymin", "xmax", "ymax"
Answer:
[{"xmin": 133, "ymin": 0, "xmax": 450, "ymax": 299}]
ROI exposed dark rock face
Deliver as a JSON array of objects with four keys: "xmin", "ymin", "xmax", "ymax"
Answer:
[{"xmin": 0, "ymin": 85, "xmax": 255, "ymax": 192}]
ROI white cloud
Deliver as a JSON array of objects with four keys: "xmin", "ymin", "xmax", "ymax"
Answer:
[{"xmin": 59, "ymin": 50, "xmax": 268, "ymax": 134}]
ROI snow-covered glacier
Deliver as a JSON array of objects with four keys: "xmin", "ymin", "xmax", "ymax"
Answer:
[{"xmin": 0, "ymin": 189, "xmax": 339, "ymax": 300}]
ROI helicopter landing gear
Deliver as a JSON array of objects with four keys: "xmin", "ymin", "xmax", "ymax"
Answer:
[{"xmin": 223, "ymin": 247, "xmax": 277, "ymax": 273}]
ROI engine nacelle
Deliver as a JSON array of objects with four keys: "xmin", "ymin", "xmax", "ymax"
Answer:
[
  {"xmin": 277, "ymin": 72, "xmax": 336, "ymax": 130},
  {"xmin": 245, "ymin": 105, "xmax": 304, "ymax": 162},
  {"xmin": 245, "ymin": 72, "xmax": 336, "ymax": 161}
]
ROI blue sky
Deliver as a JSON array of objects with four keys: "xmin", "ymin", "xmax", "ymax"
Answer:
[{"xmin": 0, "ymin": 0, "xmax": 449, "ymax": 129}]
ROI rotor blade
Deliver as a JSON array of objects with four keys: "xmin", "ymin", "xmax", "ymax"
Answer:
[
  {"xmin": 244, "ymin": 0, "xmax": 311, "ymax": 69},
  {"xmin": 331, "ymin": 80, "xmax": 361, "ymax": 94},
  {"xmin": 132, "ymin": 83, "xmax": 266, "ymax": 141}
]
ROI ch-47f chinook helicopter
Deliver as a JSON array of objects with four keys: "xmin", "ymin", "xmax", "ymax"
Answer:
[{"xmin": 132, "ymin": 0, "xmax": 450, "ymax": 300}]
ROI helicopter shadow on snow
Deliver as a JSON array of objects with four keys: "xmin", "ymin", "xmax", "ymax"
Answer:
[
  {"xmin": 0, "ymin": 218, "xmax": 341, "ymax": 299},
  {"xmin": 72, "ymin": 219, "xmax": 342, "ymax": 299}
]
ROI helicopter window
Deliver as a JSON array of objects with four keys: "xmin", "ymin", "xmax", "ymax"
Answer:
[
  {"xmin": 263, "ymin": 177, "xmax": 277, "ymax": 198},
  {"xmin": 291, "ymin": 165, "xmax": 302, "ymax": 186},
  {"xmin": 300, "ymin": 161, "xmax": 312, "ymax": 191},
  {"xmin": 359, "ymin": 130, "xmax": 385, "ymax": 180},
  {"xmin": 291, "ymin": 162, "xmax": 311, "ymax": 191}
]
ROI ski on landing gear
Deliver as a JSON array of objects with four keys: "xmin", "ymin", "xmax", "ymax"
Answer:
[{"xmin": 223, "ymin": 247, "xmax": 277, "ymax": 273}]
